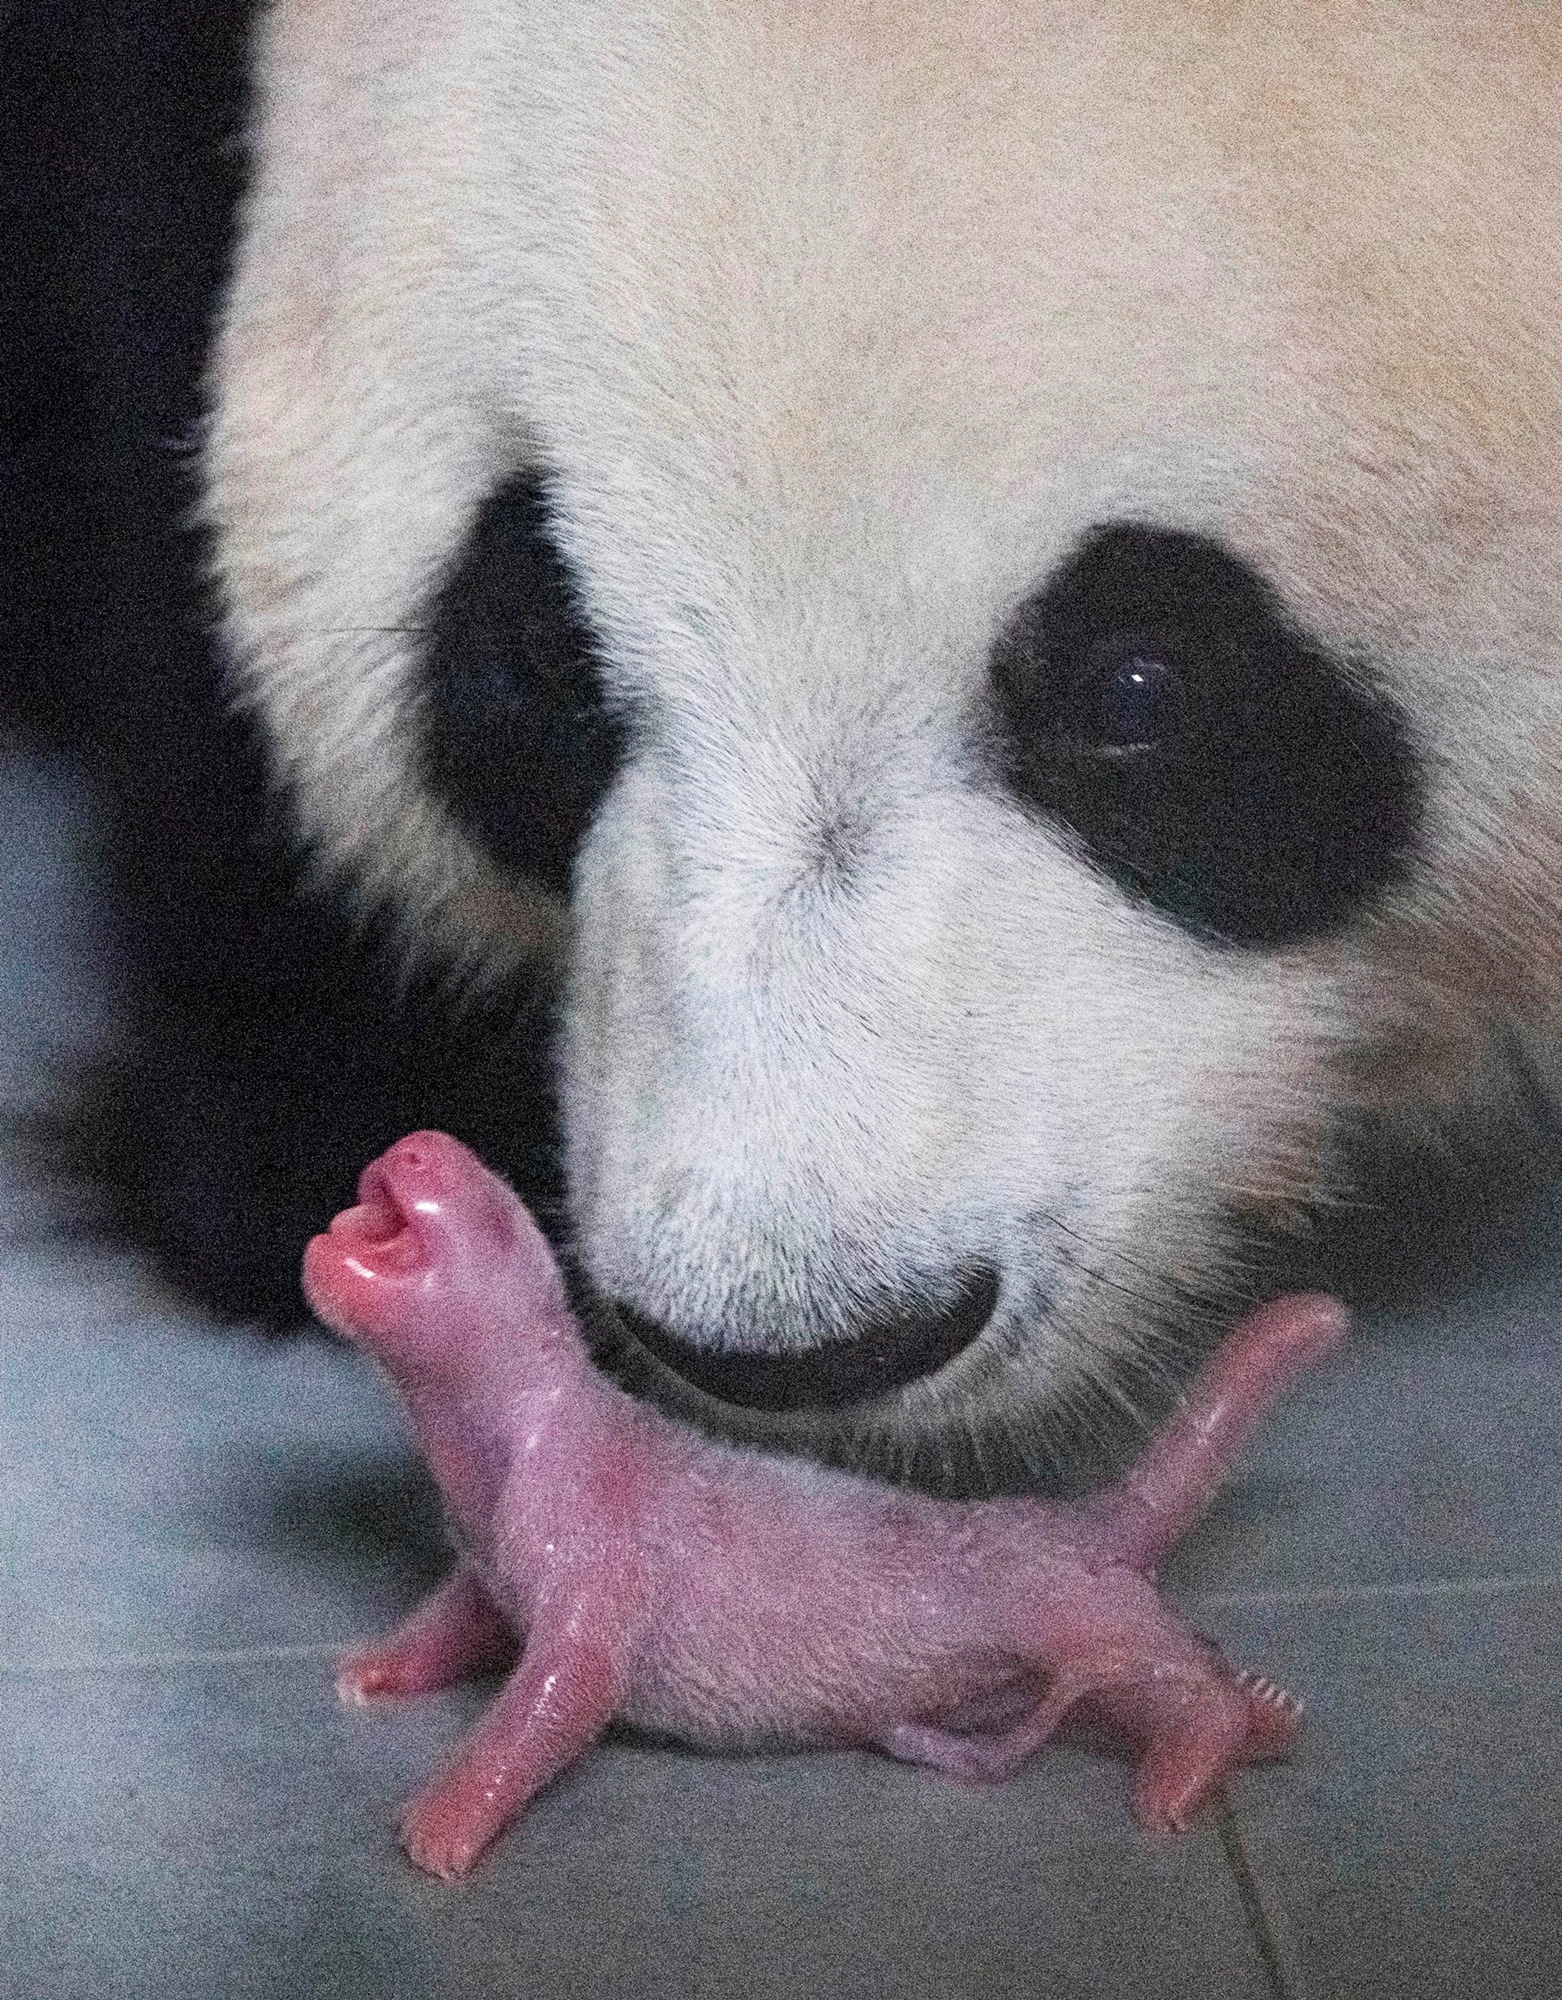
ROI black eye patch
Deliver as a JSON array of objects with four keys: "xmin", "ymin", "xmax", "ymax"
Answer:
[
  {"xmin": 989, "ymin": 524, "xmax": 1421, "ymax": 947},
  {"xmin": 421, "ymin": 476, "xmax": 626, "ymax": 898}
]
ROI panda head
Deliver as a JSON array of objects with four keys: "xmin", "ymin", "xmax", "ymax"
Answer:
[{"xmin": 208, "ymin": 0, "xmax": 1562, "ymax": 1487}]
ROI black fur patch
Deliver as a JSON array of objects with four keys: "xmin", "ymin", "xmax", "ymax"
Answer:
[
  {"xmin": 38, "ymin": 676, "xmax": 571, "ymax": 1326},
  {"xmin": 990, "ymin": 524, "xmax": 1421, "ymax": 946},
  {"xmin": 421, "ymin": 477, "xmax": 626, "ymax": 898},
  {"xmin": 5, "ymin": 0, "xmax": 569, "ymax": 1325}
]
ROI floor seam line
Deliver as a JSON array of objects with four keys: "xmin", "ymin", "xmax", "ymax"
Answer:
[
  {"xmin": 1215, "ymin": 1798, "xmax": 1304, "ymax": 2000},
  {"xmin": 1187, "ymin": 1571, "xmax": 1562, "ymax": 1612},
  {"xmin": 0, "ymin": 1640, "xmax": 347, "ymax": 1675},
  {"xmin": 6, "ymin": 1571, "xmax": 1560, "ymax": 1676}
]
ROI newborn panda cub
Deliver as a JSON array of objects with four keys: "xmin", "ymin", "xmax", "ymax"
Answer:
[{"xmin": 304, "ymin": 1132, "xmax": 1344, "ymax": 1881}]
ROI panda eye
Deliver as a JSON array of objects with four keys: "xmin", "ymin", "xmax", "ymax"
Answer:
[
  {"xmin": 421, "ymin": 475, "xmax": 625, "ymax": 897},
  {"xmin": 994, "ymin": 621, "xmax": 1186, "ymax": 764},
  {"xmin": 1095, "ymin": 646, "xmax": 1176, "ymax": 753},
  {"xmin": 989, "ymin": 523, "xmax": 1420, "ymax": 947}
]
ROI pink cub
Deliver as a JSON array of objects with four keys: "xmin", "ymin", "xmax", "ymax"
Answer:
[{"xmin": 304, "ymin": 1131, "xmax": 1344, "ymax": 1880}]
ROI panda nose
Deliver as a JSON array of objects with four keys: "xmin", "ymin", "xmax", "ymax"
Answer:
[{"xmin": 603, "ymin": 1266, "xmax": 1001, "ymax": 1412}]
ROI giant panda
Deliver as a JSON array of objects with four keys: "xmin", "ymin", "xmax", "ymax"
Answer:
[{"xmin": 11, "ymin": 1, "xmax": 1562, "ymax": 1494}]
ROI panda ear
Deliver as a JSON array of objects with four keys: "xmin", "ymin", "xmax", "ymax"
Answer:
[{"xmin": 421, "ymin": 477, "xmax": 627, "ymax": 899}]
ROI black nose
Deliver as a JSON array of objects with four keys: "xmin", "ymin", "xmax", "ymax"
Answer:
[{"xmin": 600, "ymin": 1266, "xmax": 1001, "ymax": 1412}]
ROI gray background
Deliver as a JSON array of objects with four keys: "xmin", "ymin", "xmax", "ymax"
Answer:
[{"xmin": 3, "ymin": 742, "xmax": 1558, "ymax": 1999}]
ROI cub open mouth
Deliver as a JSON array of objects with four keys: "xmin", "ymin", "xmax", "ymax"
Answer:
[
  {"xmin": 577, "ymin": 1266, "xmax": 1002, "ymax": 1413},
  {"xmin": 327, "ymin": 1163, "xmax": 419, "ymax": 1272}
]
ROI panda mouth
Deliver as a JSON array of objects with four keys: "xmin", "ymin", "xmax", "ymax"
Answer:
[{"xmin": 570, "ymin": 1267, "xmax": 1002, "ymax": 1415}]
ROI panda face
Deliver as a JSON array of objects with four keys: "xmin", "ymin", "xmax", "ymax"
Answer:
[
  {"xmin": 546, "ymin": 486, "xmax": 1432, "ymax": 1466},
  {"xmin": 548, "ymin": 528, "xmax": 1381, "ymax": 1479},
  {"xmin": 211, "ymin": 0, "xmax": 1562, "ymax": 1483}
]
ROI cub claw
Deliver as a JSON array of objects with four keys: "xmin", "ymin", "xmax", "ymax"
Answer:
[{"xmin": 1233, "ymin": 1666, "xmax": 1305, "ymax": 1717}]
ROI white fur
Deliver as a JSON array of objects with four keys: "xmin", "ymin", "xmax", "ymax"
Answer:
[{"xmin": 209, "ymin": 0, "xmax": 1562, "ymax": 1466}]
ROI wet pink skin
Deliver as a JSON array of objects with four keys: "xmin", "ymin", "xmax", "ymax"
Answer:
[{"xmin": 303, "ymin": 1131, "xmax": 1346, "ymax": 1881}]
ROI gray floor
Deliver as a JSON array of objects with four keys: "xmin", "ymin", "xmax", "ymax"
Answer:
[{"xmin": 3, "ymin": 743, "xmax": 1559, "ymax": 2000}]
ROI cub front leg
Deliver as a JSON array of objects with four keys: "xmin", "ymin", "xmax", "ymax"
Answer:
[
  {"xmin": 337, "ymin": 1564, "xmax": 517, "ymax": 1705},
  {"xmin": 398, "ymin": 1597, "xmax": 625, "ymax": 1880}
]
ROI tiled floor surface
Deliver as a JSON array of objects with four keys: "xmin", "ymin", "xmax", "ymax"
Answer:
[{"xmin": 3, "ymin": 746, "xmax": 1559, "ymax": 1998}]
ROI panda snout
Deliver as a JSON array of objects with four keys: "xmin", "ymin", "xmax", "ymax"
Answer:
[{"xmin": 586, "ymin": 1265, "xmax": 1002, "ymax": 1413}]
